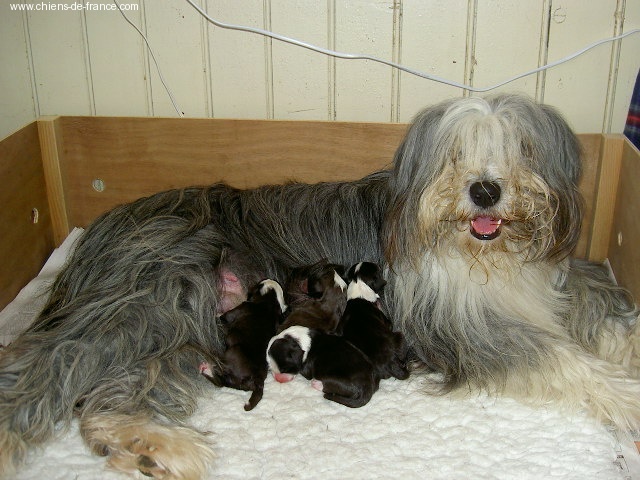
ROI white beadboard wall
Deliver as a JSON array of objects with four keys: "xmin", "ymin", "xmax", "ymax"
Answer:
[{"xmin": 1, "ymin": 0, "xmax": 639, "ymax": 140}]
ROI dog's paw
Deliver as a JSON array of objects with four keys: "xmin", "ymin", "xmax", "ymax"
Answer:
[
  {"xmin": 81, "ymin": 413, "xmax": 215, "ymax": 480},
  {"xmin": 128, "ymin": 438, "xmax": 168, "ymax": 478},
  {"xmin": 311, "ymin": 379, "xmax": 324, "ymax": 392}
]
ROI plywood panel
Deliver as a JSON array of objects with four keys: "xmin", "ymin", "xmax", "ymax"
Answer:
[
  {"xmin": 543, "ymin": 0, "xmax": 617, "ymax": 133},
  {"xmin": 0, "ymin": 8, "xmax": 37, "ymax": 140},
  {"xmin": 38, "ymin": 117, "xmax": 70, "ymax": 245},
  {"xmin": 608, "ymin": 140, "xmax": 640, "ymax": 299},
  {"xmin": 334, "ymin": 0, "xmax": 394, "ymax": 122},
  {"xmin": 398, "ymin": 0, "xmax": 467, "ymax": 122},
  {"xmin": 205, "ymin": 0, "xmax": 269, "ymax": 118},
  {"xmin": 145, "ymin": 1, "xmax": 209, "ymax": 117},
  {"xmin": 472, "ymin": 0, "xmax": 543, "ymax": 96},
  {"xmin": 271, "ymin": 0, "xmax": 330, "ymax": 120},
  {"xmin": 26, "ymin": 6, "xmax": 93, "ymax": 115},
  {"xmin": 58, "ymin": 117, "xmax": 409, "ymax": 226},
  {"xmin": 84, "ymin": 0, "xmax": 149, "ymax": 116},
  {"xmin": 574, "ymin": 134, "xmax": 602, "ymax": 260},
  {"xmin": 0, "ymin": 122, "xmax": 54, "ymax": 311},
  {"xmin": 586, "ymin": 135, "xmax": 623, "ymax": 262}
]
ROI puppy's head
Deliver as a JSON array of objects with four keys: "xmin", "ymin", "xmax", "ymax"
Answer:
[
  {"xmin": 307, "ymin": 262, "xmax": 347, "ymax": 298},
  {"xmin": 218, "ymin": 348, "xmax": 259, "ymax": 391},
  {"xmin": 347, "ymin": 262, "xmax": 386, "ymax": 293},
  {"xmin": 266, "ymin": 326, "xmax": 312, "ymax": 383}
]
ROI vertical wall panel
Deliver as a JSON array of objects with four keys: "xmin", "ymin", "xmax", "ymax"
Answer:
[
  {"xmin": 334, "ymin": 0, "xmax": 395, "ymax": 122},
  {"xmin": 270, "ymin": 0, "xmax": 330, "ymax": 120},
  {"xmin": 85, "ymin": 0, "xmax": 149, "ymax": 116},
  {"xmin": 610, "ymin": 1, "xmax": 640, "ymax": 134},
  {"xmin": 1, "ymin": 1, "xmax": 639, "ymax": 137},
  {"xmin": 0, "ymin": 8, "xmax": 36, "ymax": 139},
  {"xmin": 543, "ymin": 0, "xmax": 618, "ymax": 133},
  {"xmin": 472, "ymin": 0, "xmax": 544, "ymax": 96},
  {"xmin": 205, "ymin": 0, "xmax": 269, "ymax": 119},
  {"xmin": 145, "ymin": 1, "xmax": 208, "ymax": 117},
  {"xmin": 398, "ymin": 0, "xmax": 468, "ymax": 122},
  {"xmin": 27, "ymin": 6, "xmax": 92, "ymax": 116}
]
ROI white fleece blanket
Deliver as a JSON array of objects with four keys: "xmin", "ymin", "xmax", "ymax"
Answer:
[{"xmin": 1, "ymin": 228, "xmax": 638, "ymax": 480}]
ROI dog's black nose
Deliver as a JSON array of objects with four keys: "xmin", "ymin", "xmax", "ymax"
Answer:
[{"xmin": 469, "ymin": 181, "xmax": 501, "ymax": 208}]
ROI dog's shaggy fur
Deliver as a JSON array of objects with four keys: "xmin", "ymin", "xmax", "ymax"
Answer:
[{"xmin": 1, "ymin": 93, "xmax": 639, "ymax": 479}]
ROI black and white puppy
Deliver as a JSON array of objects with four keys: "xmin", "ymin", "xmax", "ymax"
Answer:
[
  {"xmin": 202, "ymin": 279, "xmax": 286, "ymax": 410},
  {"xmin": 285, "ymin": 260, "xmax": 347, "ymax": 303},
  {"xmin": 266, "ymin": 325, "xmax": 379, "ymax": 408},
  {"xmin": 278, "ymin": 263, "xmax": 347, "ymax": 334},
  {"xmin": 337, "ymin": 262, "xmax": 409, "ymax": 381}
]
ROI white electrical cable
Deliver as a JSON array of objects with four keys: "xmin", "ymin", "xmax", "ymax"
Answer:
[
  {"xmin": 112, "ymin": 0, "xmax": 184, "ymax": 117},
  {"xmin": 184, "ymin": 0, "xmax": 640, "ymax": 94},
  {"xmin": 112, "ymin": 0, "xmax": 640, "ymax": 116}
]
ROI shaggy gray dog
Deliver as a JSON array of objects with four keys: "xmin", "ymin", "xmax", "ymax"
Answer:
[{"xmin": 1, "ymin": 93, "xmax": 638, "ymax": 479}]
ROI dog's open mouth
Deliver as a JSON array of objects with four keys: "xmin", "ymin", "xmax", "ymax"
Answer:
[{"xmin": 470, "ymin": 216, "xmax": 502, "ymax": 240}]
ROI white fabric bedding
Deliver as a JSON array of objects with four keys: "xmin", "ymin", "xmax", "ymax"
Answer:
[{"xmin": 1, "ymin": 228, "xmax": 638, "ymax": 480}]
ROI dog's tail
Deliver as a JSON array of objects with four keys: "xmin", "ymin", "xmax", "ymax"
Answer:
[{"xmin": 0, "ymin": 187, "xmax": 229, "ymax": 475}]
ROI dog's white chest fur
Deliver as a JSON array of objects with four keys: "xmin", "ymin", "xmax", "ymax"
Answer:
[
  {"xmin": 394, "ymin": 252, "xmax": 569, "ymax": 339},
  {"xmin": 444, "ymin": 255, "xmax": 565, "ymax": 329}
]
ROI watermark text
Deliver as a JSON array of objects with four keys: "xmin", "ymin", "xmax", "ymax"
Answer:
[{"xmin": 9, "ymin": 2, "xmax": 139, "ymax": 12}]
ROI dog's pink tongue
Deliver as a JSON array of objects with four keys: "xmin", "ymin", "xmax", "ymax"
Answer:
[
  {"xmin": 471, "ymin": 216, "xmax": 501, "ymax": 235},
  {"xmin": 274, "ymin": 373, "xmax": 294, "ymax": 383}
]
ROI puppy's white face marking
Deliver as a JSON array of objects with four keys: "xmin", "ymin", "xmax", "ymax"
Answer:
[
  {"xmin": 333, "ymin": 270, "xmax": 347, "ymax": 291},
  {"xmin": 347, "ymin": 279, "xmax": 379, "ymax": 303},
  {"xmin": 260, "ymin": 279, "xmax": 288, "ymax": 313},
  {"xmin": 353, "ymin": 262, "xmax": 363, "ymax": 274},
  {"xmin": 266, "ymin": 325, "xmax": 312, "ymax": 373}
]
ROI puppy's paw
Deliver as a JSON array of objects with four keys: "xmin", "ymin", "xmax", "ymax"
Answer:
[{"xmin": 311, "ymin": 379, "xmax": 324, "ymax": 392}]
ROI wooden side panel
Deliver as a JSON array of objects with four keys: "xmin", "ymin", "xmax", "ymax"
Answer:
[
  {"xmin": 57, "ymin": 117, "xmax": 409, "ymax": 227},
  {"xmin": 574, "ymin": 134, "xmax": 602, "ymax": 260},
  {"xmin": 608, "ymin": 140, "xmax": 640, "ymax": 300},
  {"xmin": 37, "ymin": 117, "xmax": 70, "ymax": 245},
  {"xmin": 56, "ymin": 118, "xmax": 605, "ymax": 257},
  {"xmin": 587, "ymin": 135, "xmax": 623, "ymax": 262},
  {"xmin": 0, "ymin": 122, "xmax": 54, "ymax": 311}
]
